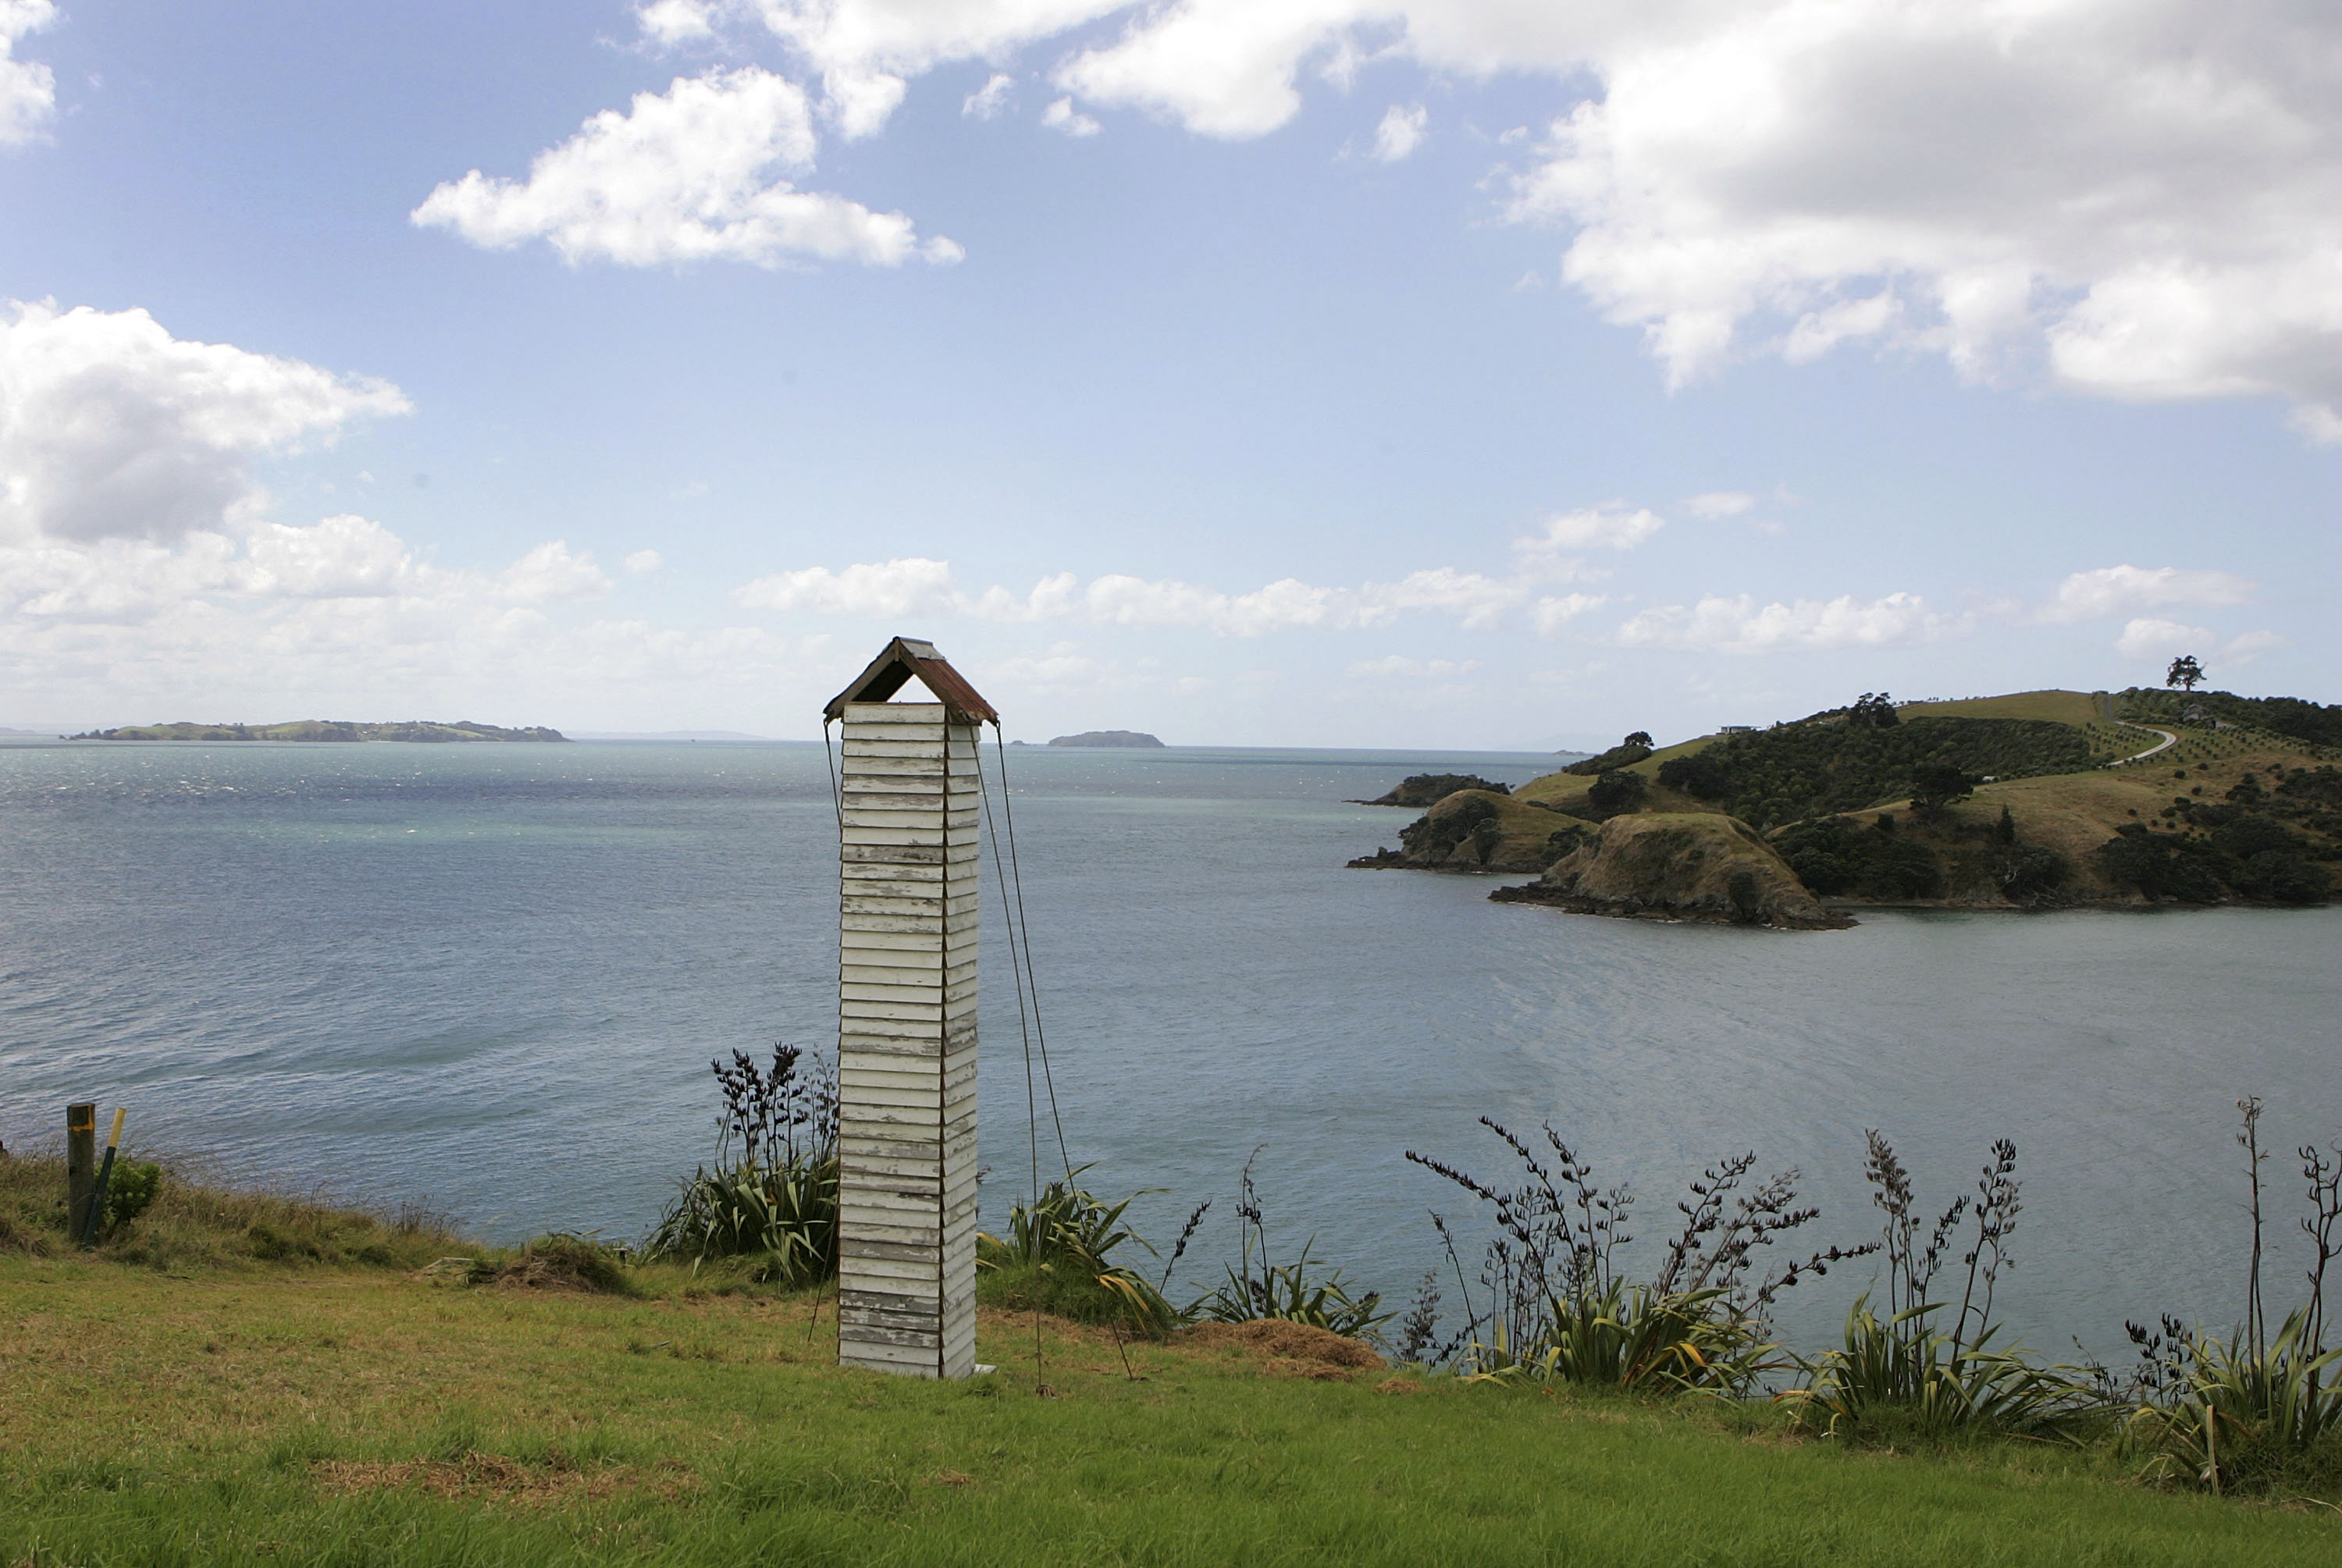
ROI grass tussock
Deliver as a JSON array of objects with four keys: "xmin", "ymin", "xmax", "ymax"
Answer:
[{"xmin": 0, "ymin": 1150, "xmax": 465, "ymax": 1272}]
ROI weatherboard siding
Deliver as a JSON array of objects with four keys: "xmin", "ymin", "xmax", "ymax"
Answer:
[{"xmin": 835, "ymin": 702, "xmax": 980, "ymax": 1380}]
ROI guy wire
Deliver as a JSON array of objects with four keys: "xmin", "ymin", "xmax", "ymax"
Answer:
[
  {"xmin": 989, "ymin": 724, "xmax": 1073, "ymax": 1180},
  {"xmin": 989, "ymin": 723, "xmax": 1137, "ymax": 1382},
  {"xmin": 811, "ymin": 717, "xmax": 847, "ymax": 1348},
  {"xmin": 974, "ymin": 723, "xmax": 1048, "ymax": 1391}
]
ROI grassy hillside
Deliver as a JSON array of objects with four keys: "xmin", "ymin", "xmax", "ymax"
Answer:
[
  {"xmin": 1898, "ymin": 689, "xmax": 2109, "ymax": 725},
  {"xmin": 1386, "ymin": 686, "xmax": 2339, "ymax": 911},
  {"xmin": 6, "ymin": 1159, "xmax": 2340, "ymax": 1566}
]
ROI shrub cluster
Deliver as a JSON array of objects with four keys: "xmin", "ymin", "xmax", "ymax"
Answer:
[
  {"xmin": 1397, "ymin": 794, "xmax": 1505, "ymax": 864},
  {"xmin": 2099, "ymin": 767, "xmax": 2334, "ymax": 904},
  {"xmin": 1656, "ymin": 717, "xmax": 2096, "ymax": 829},
  {"xmin": 1561, "ymin": 734, "xmax": 1657, "ymax": 777}
]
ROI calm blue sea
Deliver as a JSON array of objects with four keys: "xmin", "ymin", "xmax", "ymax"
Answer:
[{"xmin": 4, "ymin": 737, "xmax": 2337, "ymax": 1356}]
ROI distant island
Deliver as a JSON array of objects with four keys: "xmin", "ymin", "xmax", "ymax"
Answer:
[
  {"xmin": 1047, "ymin": 731, "xmax": 1164, "ymax": 748},
  {"xmin": 72, "ymin": 720, "xmax": 568, "ymax": 744},
  {"xmin": 1350, "ymin": 684, "xmax": 2341, "ymax": 926}
]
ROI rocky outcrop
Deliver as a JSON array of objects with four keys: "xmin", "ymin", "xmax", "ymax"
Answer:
[
  {"xmin": 1347, "ymin": 790, "xmax": 1584, "ymax": 873},
  {"xmin": 1491, "ymin": 812, "xmax": 1849, "ymax": 929},
  {"xmin": 1354, "ymin": 773, "xmax": 1512, "ymax": 807}
]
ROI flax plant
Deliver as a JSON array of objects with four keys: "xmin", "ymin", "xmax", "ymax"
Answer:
[
  {"xmin": 642, "ymin": 1045, "xmax": 839, "ymax": 1285},
  {"xmin": 1188, "ymin": 1149, "xmax": 1388, "ymax": 1338},
  {"xmin": 976, "ymin": 1168, "xmax": 1179, "ymax": 1333},
  {"xmin": 2121, "ymin": 1100, "xmax": 2342, "ymax": 1493},
  {"xmin": 1785, "ymin": 1134, "xmax": 2106, "ymax": 1440},
  {"xmin": 1408, "ymin": 1120, "xmax": 1865, "ymax": 1394}
]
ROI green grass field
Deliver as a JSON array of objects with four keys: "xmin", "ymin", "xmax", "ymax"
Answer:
[
  {"xmin": 1898, "ymin": 690, "xmax": 2110, "ymax": 726},
  {"xmin": 5, "ymin": 1243, "xmax": 2341, "ymax": 1567}
]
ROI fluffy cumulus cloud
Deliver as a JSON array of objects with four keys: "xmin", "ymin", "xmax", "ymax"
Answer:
[
  {"xmin": 412, "ymin": 68, "xmax": 961, "ymax": 268},
  {"xmin": 0, "ymin": 300, "xmax": 411, "ymax": 545},
  {"xmin": 625, "ymin": 1, "xmax": 2342, "ymax": 435},
  {"xmin": 1617, "ymin": 591, "xmax": 1964, "ymax": 654},
  {"xmin": 735, "ymin": 555, "xmax": 960, "ymax": 617},
  {"xmin": 2045, "ymin": 564, "xmax": 2256, "ymax": 623},
  {"xmin": 0, "ymin": 306, "xmax": 689, "ymax": 721},
  {"xmin": 1504, "ymin": 0, "xmax": 2342, "ymax": 433},
  {"xmin": 0, "ymin": 0, "xmax": 55, "ymax": 148}
]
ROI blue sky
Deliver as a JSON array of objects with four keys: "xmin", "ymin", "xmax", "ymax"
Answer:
[{"xmin": 2, "ymin": 1, "xmax": 2335, "ymax": 746}]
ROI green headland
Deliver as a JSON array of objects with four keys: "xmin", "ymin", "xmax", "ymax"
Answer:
[{"xmin": 1354, "ymin": 684, "xmax": 2341, "ymax": 924}]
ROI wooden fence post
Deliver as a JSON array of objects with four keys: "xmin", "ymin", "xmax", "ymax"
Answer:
[{"xmin": 66, "ymin": 1103, "xmax": 97, "ymax": 1241}]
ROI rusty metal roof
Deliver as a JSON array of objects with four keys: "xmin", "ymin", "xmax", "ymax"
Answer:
[{"xmin": 823, "ymin": 637, "xmax": 999, "ymax": 724}]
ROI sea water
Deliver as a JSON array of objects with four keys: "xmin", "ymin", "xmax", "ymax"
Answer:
[{"xmin": 3, "ymin": 738, "xmax": 2337, "ymax": 1358}]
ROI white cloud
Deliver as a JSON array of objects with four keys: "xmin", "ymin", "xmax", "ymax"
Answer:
[
  {"xmin": 2112, "ymin": 619, "xmax": 2287, "ymax": 666},
  {"xmin": 499, "ymin": 541, "xmax": 613, "ymax": 605},
  {"xmin": 0, "ymin": 516, "xmax": 619, "ymax": 631},
  {"xmin": 734, "ymin": 555, "xmax": 959, "ymax": 617},
  {"xmin": 1041, "ymin": 97, "xmax": 1102, "ymax": 137},
  {"xmin": 2046, "ymin": 564, "xmax": 2255, "ymax": 623},
  {"xmin": 238, "ymin": 514, "xmax": 444, "ymax": 600},
  {"xmin": 963, "ymin": 73, "xmax": 1016, "ymax": 119},
  {"xmin": 634, "ymin": 2, "xmax": 2342, "ymax": 436},
  {"xmin": 735, "ymin": 557, "xmax": 1543, "ymax": 635},
  {"xmin": 625, "ymin": 548, "xmax": 665, "ymax": 574},
  {"xmin": 634, "ymin": 0, "xmax": 718, "ymax": 48},
  {"xmin": 0, "ymin": 516, "xmax": 769, "ymax": 740},
  {"xmin": 2114, "ymin": 617, "xmax": 2209, "ymax": 660},
  {"xmin": 1358, "ymin": 567, "xmax": 1524, "ymax": 630},
  {"xmin": 412, "ymin": 68, "xmax": 961, "ymax": 268},
  {"xmin": 1618, "ymin": 590, "xmax": 1964, "ymax": 653},
  {"xmin": 1532, "ymin": 592, "xmax": 1605, "ymax": 638},
  {"xmin": 0, "ymin": 300, "xmax": 411, "ymax": 546},
  {"xmin": 1682, "ymin": 491, "xmax": 1754, "ymax": 519},
  {"xmin": 0, "ymin": 0, "xmax": 55, "ymax": 148},
  {"xmin": 1507, "ymin": 1, "xmax": 2342, "ymax": 429},
  {"xmin": 1371, "ymin": 103, "xmax": 1426, "ymax": 162},
  {"xmin": 1517, "ymin": 503, "xmax": 1664, "ymax": 555}
]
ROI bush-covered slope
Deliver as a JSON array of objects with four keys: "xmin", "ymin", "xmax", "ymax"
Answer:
[
  {"xmin": 1653, "ymin": 716, "xmax": 2102, "ymax": 829},
  {"xmin": 2119, "ymin": 687, "xmax": 2342, "ymax": 751}
]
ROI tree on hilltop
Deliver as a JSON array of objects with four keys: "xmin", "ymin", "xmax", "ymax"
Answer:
[
  {"xmin": 1849, "ymin": 692, "xmax": 1899, "ymax": 728},
  {"xmin": 2166, "ymin": 654, "xmax": 2205, "ymax": 692},
  {"xmin": 1623, "ymin": 731, "xmax": 1653, "ymax": 749}
]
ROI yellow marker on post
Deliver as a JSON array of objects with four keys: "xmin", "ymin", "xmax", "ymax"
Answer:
[{"xmin": 80, "ymin": 1108, "xmax": 128, "ymax": 1246}]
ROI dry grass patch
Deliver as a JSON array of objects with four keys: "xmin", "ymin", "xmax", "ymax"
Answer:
[
  {"xmin": 1180, "ymin": 1320, "xmax": 1385, "ymax": 1378},
  {"xmin": 314, "ymin": 1451, "xmax": 696, "ymax": 1508}
]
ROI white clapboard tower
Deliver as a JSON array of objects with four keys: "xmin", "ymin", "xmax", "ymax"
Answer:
[{"xmin": 824, "ymin": 638, "xmax": 994, "ymax": 1379}]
